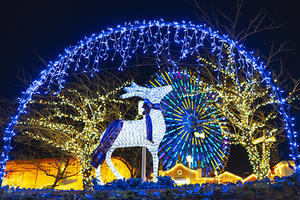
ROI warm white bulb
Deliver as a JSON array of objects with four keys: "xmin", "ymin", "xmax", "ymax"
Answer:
[
  {"xmin": 186, "ymin": 155, "xmax": 193, "ymax": 163},
  {"xmin": 199, "ymin": 132, "xmax": 205, "ymax": 139},
  {"xmin": 194, "ymin": 131, "xmax": 200, "ymax": 138},
  {"xmin": 194, "ymin": 131, "xmax": 205, "ymax": 139}
]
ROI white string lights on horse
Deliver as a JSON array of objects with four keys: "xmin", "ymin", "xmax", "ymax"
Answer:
[{"xmin": 91, "ymin": 82, "xmax": 172, "ymax": 184}]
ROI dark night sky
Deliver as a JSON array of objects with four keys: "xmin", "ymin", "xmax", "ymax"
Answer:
[
  {"xmin": 0, "ymin": 0, "xmax": 299, "ymax": 99},
  {"xmin": 0, "ymin": 0, "xmax": 299, "ymax": 176}
]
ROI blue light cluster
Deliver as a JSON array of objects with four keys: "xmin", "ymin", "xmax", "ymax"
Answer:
[
  {"xmin": 148, "ymin": 69, "xmax": 230, "ymax": 176},
  {"xmin": 0, "ymin": 20, "xmax": 298, "ymax": 184}
]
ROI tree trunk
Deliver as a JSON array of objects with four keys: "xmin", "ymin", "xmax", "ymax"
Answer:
[
  {"xmin": 246, "ymin": 144, "xmax": 270, "ymax": 179},
  {"xmin": 51, "ymin": 177, "xmax": 61, "ymax": 189},
  {"xmin": 79, "ymin": 157, "xmax": 93, "ymax": 190}
]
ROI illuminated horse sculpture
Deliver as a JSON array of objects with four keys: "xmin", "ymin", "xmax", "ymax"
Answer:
[{"xmin": 91, "ymin": 82, "xmax": 172, "ymax": 184}]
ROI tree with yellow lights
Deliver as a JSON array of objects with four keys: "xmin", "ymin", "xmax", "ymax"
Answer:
[
  {"xmin": 191, "ymin": 1, "xmax": 297, "ymax": 179},
  {"xmin": 215, "ymin": 76, "xmax": 279, "ymax": 178},
  {"xmin": 198, "ymin": 54, "xmax": 281, "ymax": 179},
  {"xmin": 15, "ymin": 73, "xmax": 135, "ymax": 189}
]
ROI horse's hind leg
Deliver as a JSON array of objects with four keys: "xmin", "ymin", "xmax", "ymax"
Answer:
[
  {"xmin": 148, "ymin": 147, "xmax": 159, "ymax": 182},
  {"xmin": 106, "ymin": 146, "xmax": 124, "ymax": 180},
  {"xmin": 95, "ymin": 165, "xmax": 105, "ymax": 185}
]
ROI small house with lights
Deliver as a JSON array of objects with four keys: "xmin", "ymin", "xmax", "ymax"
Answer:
[{"xmin": 159, "ymin": 163, "xmax": 243, "ymax": 185}]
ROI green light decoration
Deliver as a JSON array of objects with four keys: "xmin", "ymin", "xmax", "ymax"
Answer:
[{"xmin": 148, "ymin": 69, "xmax": 230, "ymax": 176}]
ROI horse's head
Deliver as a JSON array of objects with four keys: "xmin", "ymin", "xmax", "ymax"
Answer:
[
  {"xmin": 121, "ymin": 82, "xmax": 172, "ymax": 103},
  {"xmin": 120, "ymin": 82, "xmax": 146, "ymax": 99}
]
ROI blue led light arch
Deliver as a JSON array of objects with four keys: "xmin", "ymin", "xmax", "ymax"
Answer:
[{"xmin": 0, "ymin": 20, "xmax": 298, "ymax": 184}]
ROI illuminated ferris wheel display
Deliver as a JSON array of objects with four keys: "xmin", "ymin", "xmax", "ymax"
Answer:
[
  {"xmin": 1, "ymin": 20, "xmax": 297, "ymax": 185},
  {"xmin": 148, "ymin": 69, "xmax": 230, "ymax": 176}
]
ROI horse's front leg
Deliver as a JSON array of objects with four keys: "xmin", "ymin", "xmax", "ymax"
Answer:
[
  {"xmin": 148, "ymin": 147, "xmax": 159, "ymax": 182},
  {"xmin": 106, "ymin": 146, "xmax": 124, "ymax": 180}
]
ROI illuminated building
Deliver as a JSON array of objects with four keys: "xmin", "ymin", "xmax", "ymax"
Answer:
[
  {"xmin": 273, "ymin": 161, "xmax": 295, "ymax": 178},
  {"xmin": 159, "ymin": 163, "xmax": 243, "ymax": 185},
  {"xmin": 2, "ymin": 157, "xmax": 131, "ymax": 190},
  {"xmin": 160, "ymin": 161, "xmax": 295, "ymax": 185}
]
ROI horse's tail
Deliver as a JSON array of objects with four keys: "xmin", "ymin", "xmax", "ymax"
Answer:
[
  {"xmin": 91, "ymin": 120, "xmax": 124, "ymax": 168},
  {"xmin": 93, "ymin": 120, "xmax": 124, "ymax": 185},
  {"xmin": 93, "ymin": 128, "xmax": 107, "ymax": 185},
  {"xmin": 90, "ymin": 130, "xmax": 106, "ymax": 168}
]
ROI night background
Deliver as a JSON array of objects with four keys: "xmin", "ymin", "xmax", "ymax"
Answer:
[{"xmin": 0, "ymin": 0, "xmax": 299, "ymax": 178}]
